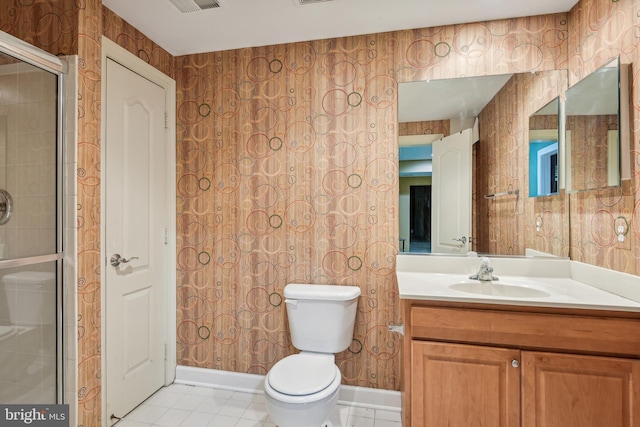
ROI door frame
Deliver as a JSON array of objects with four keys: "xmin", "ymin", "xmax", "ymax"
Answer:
[{"xmin": 100, "ymin": 37, "xmax": 177, "ymax": 425}]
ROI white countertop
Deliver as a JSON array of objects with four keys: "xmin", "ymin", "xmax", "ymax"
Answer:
[{"xmin": 396, "ymin": 254, "xmax": 640, "ymax": 312}]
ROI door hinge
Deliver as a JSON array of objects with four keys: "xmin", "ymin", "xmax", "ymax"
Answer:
[
  {"xmin": 164, "ymin": 227, "xmax": 169, "ymax": 245},
  {"xmin": 164, "ymin": 344, "xmax": 168, "ymax": 361},
  {"xmin": 164, "ymin": 112, "xmax": 169, "ymax": 130},
  {"xmin": 388, "ymin": 324, "xmax": 405, "ymax": 336}
]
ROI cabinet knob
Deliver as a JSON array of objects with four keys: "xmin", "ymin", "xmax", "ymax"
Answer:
[{"xmin": 511, "ymin": 359, "xmax": 520, "ymax": 368}]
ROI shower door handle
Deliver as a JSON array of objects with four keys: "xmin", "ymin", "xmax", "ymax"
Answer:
[
  {"xmin": 0, "ymin": 189, "xmax": 13, "ymax": 225},
  {"xmin": 110, "ymin": 254, "xmax": 139, "ymax": 267}
]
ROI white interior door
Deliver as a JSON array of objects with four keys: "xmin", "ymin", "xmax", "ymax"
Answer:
[
  {"xmin": 105, "ymin": 57, "xmax": 167, "ymax": 423},
  {"xmin": 431, "ymin": 128, "xmax": 473, "ymax": 253}
]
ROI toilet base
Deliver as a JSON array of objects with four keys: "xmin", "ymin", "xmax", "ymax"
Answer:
[{"xmin": 264, "ymin": 387, "xmax": 338, "ymax": 427}]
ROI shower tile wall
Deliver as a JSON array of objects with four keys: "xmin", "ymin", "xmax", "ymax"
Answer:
[{"xmin": 0, "ymin": 62, "xmax": 57, "ymax": 259}]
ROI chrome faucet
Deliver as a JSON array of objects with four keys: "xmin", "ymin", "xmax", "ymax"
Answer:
[{"xmin": 469, "ymin": 257, "xmax": 498, "ymax": 281}]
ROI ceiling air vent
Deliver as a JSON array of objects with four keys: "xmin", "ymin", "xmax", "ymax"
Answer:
[
  {"xmin": 298, "ymin": 0, "xmax": 333, "ymax": 4},
  {"xmin": 168, "ymin": 0, "xmax": 220, "ymax": 13}
]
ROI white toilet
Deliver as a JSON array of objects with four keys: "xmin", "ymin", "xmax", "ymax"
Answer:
[
  {"xmin": 0, "ymin": 271, "xmax": 56, "ymax": 336},
  {"xmin": 264, "ymin": 283, "xmax": 361, "ymax": 427},
  {"xmin": 0, "ymin": 271, "xmax": 56, "ymax": 397}
]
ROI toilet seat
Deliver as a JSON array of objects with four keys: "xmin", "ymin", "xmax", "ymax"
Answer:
[
  {"xmin": 268, "ymin": 353, "xmax": 337, "ymax": 396},
  {"xmin": 0, "ymin": 325, "xmax": 17, "ymax": 340}
]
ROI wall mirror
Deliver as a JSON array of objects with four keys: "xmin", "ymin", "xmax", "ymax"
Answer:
[
  {"xmin": 529, "ymin": 97, "xmax": 560, "ymax": 197},
  {"xmin": 398, "ymin": 74, "xmax": 511, "ymax": 254},
  {"xmin": 565, "ymin": 56, "xmax": 629, "ymax": 192},
  {"xmin": 398, "ymin": 71, "xmax": 568, "ymax": 257}
]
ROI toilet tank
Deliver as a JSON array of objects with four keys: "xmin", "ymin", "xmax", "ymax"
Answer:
[
  {"xmin": 284, "ymin": 283, "xmax": 361, "ymax": 353},
  {"xmin": 1, "ymin": 271, "xmax": 55, "ymax": 326}
]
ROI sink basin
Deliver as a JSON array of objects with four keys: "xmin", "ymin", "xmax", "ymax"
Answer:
[{"xmin": 448, "ymin": 282, "xmax": 551, "ymax": 298}]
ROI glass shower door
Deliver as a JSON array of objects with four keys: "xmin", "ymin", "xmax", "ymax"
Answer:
[{"xmin": 0, "ymin": 49, "xmax": 62, "ymax": 404}]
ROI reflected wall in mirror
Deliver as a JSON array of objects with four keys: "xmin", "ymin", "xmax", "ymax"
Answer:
[
  {"xmin": 565, "ymin": 56, "xmax": 629, "ymax": 192},
  {"xmin": 398, "ymin": 70, "xmax": 569, "ymax": 257},
  {"xmin": 529, "ymin": 98, "xmax": 560, "ymax": 198}
]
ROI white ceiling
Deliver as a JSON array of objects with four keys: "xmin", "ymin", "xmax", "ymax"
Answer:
[
  {"xmin": 399, "ymin": 74, "xmax": 512, "ymax": 123},
  {"xmin": 103, "ymin": 0, "xmax": 579, "ymax": 56},
  {"xmin": 565, "ymin": 61, "xmax": 619, "ymax": 115}
]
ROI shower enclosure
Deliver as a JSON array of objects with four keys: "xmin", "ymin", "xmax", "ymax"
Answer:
[{"xmin": 0, "ymin": 35, "xmax": 64, "ymax": 404}]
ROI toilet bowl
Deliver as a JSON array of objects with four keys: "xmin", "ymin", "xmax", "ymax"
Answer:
[
  {"xmin": 264, "ymin": 284, "xmax": 360, "ymax": 427},
  {"xmin": 0, "ymin": 325, "xmax": 19, "ymax": 340},
  {"xmin": 265, "ymin": 353, "xmax": 342, "ymax": 427}
]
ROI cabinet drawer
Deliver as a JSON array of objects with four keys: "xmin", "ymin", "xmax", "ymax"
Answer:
[{"xmin": 411, "ymin": 306, "xmax": 640, "ymax": 357}]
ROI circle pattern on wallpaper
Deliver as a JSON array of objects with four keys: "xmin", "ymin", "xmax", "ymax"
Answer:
[
  {"xmin": 94, "ymin": 4, "xmax": 618, "ymax": 401},
  {"xmin": 62, "ymin": 3, "xmax": 640, "ymax": 425}
]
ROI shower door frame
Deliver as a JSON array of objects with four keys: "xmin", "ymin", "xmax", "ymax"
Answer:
[{"xmin": 0, "ymin": 32, "xmax": 66, "ymax": 404}]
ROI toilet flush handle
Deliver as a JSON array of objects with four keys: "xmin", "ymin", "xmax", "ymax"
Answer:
[{"xmin": 284, "ymin": 299, "xmax": 298, "ymax": 307}]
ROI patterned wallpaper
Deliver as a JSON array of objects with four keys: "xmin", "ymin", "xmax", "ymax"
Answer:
[
  {"xmin": 3, "ymin": 0, "xmax": 640, "ymax": 425},
  {"xmin": 567, "ymin": 0, "xmax": 640, "ymax": 274},
  {"xmin": 173, "ymin": 15, "xmax": 568, "ymax": 388},
  {"xmin": 1, "ymin": 2, "xmax": 174, "ymax": 425},
  {"xmin": 76, "ymin": 1, "xmax": 102, "ymax": 426},
  {"xmin": 566, "ymin": 114, "xmax": 618, "ymax": 191},
  {"xmin": 476, "ymin": 71, "xmax": 569, "ymax": 256},
  {"xmin": 399, "ymin": 120, "xmax": 450, "ymax": 137},
  {"xmin": 0, "ymin": 1, "xmax": 77, "ymax": 56},
  {"xmin": 102, "ymin": 8, "xmax": 175, "ymax": 79}
]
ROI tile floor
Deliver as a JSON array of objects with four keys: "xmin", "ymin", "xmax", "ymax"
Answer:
[{"xmin": 117, "ymin": 383, "xmax": 402, "ymax": 427}]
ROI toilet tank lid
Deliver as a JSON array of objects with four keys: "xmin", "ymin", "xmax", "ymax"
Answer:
[
  {"xmin": 2, "ymin": 271, "xmax": 55, "ymax": 284},
  {"xmin": 284, "ymin": 284, "xmax": 361, "ymax": 301}
]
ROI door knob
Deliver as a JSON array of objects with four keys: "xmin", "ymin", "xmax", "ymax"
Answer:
[
  {"xmin": 452, "ymin": 236, "xmax": 467, "ymax": 244},
  {"xmin": 110, "ymin": 254, "xmax": 139, "ymax": 267}
]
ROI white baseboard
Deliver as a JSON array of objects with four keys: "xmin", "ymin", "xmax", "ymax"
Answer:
[
  {"xmin": 176, "ymin": 365, "xmax": 264, "ymax": 393},
  {"xmin": 175, "ymin": 366, "xmax": 402, "ymax": 412}
]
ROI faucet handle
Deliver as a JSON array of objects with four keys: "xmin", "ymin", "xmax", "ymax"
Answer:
[{"xmin": 480, "ymin": 257, "xmax": 491, "ymax": 266}]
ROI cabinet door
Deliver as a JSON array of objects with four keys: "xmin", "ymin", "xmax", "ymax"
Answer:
[
  {"xmin": 411, "ymin": 341, "xmax": 521, "ymax": 427},
  {"xmin": 522, "ymin": 351, "xmax": 640, "ymax": 427}
]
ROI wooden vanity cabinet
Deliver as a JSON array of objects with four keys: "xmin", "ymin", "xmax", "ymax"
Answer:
[
  {"xmin": 412, "ymin": 340, "xmax": 521, "ymax": 426},
  {"xmin": 521, "ymin": 351, "xmax": 640, "ymax": 427},
  {"xmin": 402, "ymin": 301, "xmax": 640, "ymax": 427}
]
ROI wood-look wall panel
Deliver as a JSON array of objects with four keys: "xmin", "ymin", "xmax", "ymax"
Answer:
[
  {"xmin": 0, "ymin": 0, "xmax": 78, "ymax": 56},
  {"xmin": 476, "ymin": 71, "xmax": 569, "ymax": 256},
  {"xmin": 399, "ymin": 121, "xmax": 450, "ymax": 137},
  {"xmin": 567, "ymin": 0, "xmax": 640, "ymax": 273},
  {"xmin": 76, "ymin": 1, "xmax": 103, "ymax": 425},
  {"xmin": 566, "ymin": 114, "xmax": 618, "ymax": 190},
  {"xmin": 175, "ymin": 14, "xmax": 567, "ymax": 389},
  {"xmin": 5, "ymin": 2, "xmax": 640, "ymax": 425},
  {"xmin": 102, "ymin": 8, "xmax": 175, "ymax": 78}
]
